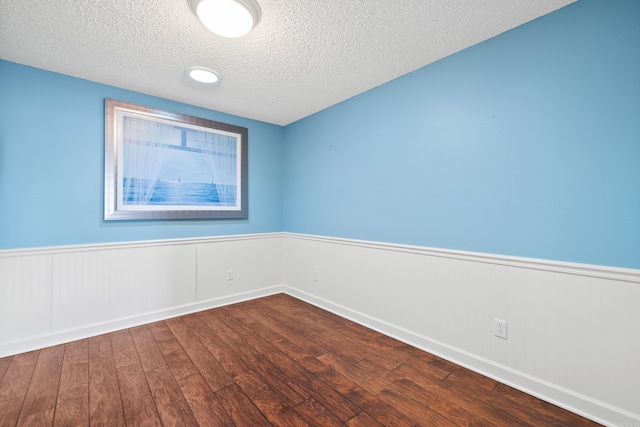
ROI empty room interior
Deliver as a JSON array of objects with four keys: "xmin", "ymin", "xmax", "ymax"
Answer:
[{"xmin": 0, "ymin": 0, "xmax": 638, "ymax": 425}]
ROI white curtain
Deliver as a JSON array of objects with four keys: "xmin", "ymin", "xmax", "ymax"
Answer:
[
  {"xmin": 122, "ymin": 117, "xmax": 175, "ymax": 204},
  {"xmin": 189, "ymin": 131, "xmax": 237, "ymax": 205}
]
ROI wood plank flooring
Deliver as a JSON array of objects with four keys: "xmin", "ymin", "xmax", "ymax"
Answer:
[{"xmin": 0, "ymin": 294, "xmax": 601, "ymax": 426}]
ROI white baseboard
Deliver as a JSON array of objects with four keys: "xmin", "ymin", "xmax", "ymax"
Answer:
[{"xmin": 0, "ymin": 285, "xmax": 285, "ymax": 358}]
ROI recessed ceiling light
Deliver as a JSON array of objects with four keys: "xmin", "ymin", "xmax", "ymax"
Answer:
[
  {"xmin": 187, "ymin": 67, "xmax": 221, "ymax": 84},
  {"xmin": 188, "ymin": 0, "xmax": 261, "ymax": 38}
]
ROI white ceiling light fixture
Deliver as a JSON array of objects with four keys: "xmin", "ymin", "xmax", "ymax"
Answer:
[
  {"xmin": 188, "ymin": 0, "xmax": 261, "ymax": 38},
  {"xmin": 187, "ymin": 66, "xmax": 221, "ymax": 84}
]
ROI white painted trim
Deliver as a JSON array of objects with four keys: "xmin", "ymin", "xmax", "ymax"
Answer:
[
  {"xmin": 0, "ymin": 232, "xmax": 283, "ymax": 258},
  {"xmin": 0, "ymin": 285, "xmax": 285, "ymax": 358},
  {"xmin": 282, "ymin": 232, "xmax": 640, "ymax": 284},
  {"xmin": 282, "ymin": 286, "xmax": 639, "ymax": 427},
  {"xmin": 3, "ymin": 231, "xmax": 636, "ymax": 282}
]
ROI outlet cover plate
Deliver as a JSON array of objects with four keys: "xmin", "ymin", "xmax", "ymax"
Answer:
[{"xmin": 495, "ymin": 319, "xmax": 508, "ymax": 339}]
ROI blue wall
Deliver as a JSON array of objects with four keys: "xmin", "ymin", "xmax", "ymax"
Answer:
[
  {"xmin": 1, "ymin": 0, "xmax": 638, "ymax": 269},
  {"xmin": 0, "ymin": 61, "xmax": 283, "ymax": 249},
  {"xmin": 283, "ymin": 0, "xmax": 640, "ymax": 269}
]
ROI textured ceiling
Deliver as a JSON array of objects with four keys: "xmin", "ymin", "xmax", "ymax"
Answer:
[{"xmin": 0, "ymin": 0, "xmax": 574, "ymax": 125}]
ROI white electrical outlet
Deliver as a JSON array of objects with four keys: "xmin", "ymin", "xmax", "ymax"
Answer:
[
  {"xmin": 495, "ymin": 319, "xmax": 508, "ymax": 339},
  {"xmin": 313, "ymin": 270, "xmax": 319, "ymax": 282},
  {"xmin": 226, "ymin": 270, "xmax": 234, "ymax": 281}
]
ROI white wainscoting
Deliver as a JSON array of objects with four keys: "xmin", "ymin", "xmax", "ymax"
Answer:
[
  {"xmin": 2, "ymin": 232, "xmax": 639, "ymax": 425},
  {"xmin": 0, "ymin": 233, "xmax": 284, "ymax": 358},
  {"xmin": 281, "ymin": 233, "xmax": 640, "ymax": 427},
  {"xmin": 0, "ymin": 254, "xmax": 53, "ymax": 346}
]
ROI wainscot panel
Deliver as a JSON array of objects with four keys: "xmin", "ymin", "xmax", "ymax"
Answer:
[
  {"xmin": 0, "ymin": 254, "xmax": 53, "ymax": 344},
  {"xmin": 281, "ymin": 233, "xmax": 640, "ymax": 427},
  {"xmin": 0, "ymin": 233, "xmax": 284, "ymax": 358}
]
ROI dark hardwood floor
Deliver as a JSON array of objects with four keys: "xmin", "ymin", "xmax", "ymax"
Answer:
[{"xmin": 0, "ymin": 293, "xmax": 601, "ymax": 426}]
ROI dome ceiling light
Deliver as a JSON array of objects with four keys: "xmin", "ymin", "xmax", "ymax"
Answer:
[{"xmin": 188, "ymin": 0, "xmax": 261, "ymax": 38}]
